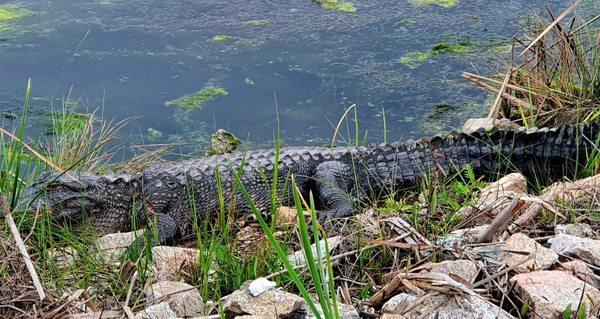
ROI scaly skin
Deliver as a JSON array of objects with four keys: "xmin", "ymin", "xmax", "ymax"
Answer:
[{"xmin": 23, "ymin": 122, "xmax": 599, "ymax": 245}]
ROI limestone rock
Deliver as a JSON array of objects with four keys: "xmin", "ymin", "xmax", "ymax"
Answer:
[
  {"xmin": 550, "ymin": 234, "xmax": 600, "ymax": 267},
  {"xmin": 48, "ymin": 246, "xmax": 78, "ymax": 268},
  {"xmin": 498, "ymin": 233, "xmax": 558, "ymax": 272},
  {"xmin": 557, "ymin": 260, "xmax": 600, "ymax": 287},
  {"xmin": 555, "ymin": 223, "xmax": 595, "ymax": 238},
  {"xmin": 95, "ymin": 230, "xmax": 143, "ymax": 263},
  {"xmin": 471, "ymin": 242, "xmax": 503, "ymax": 260},
  {"xmin": 475, "ymin": 173, "xmax": 527, "ymax": 211},
  {"xmin": 222, "ymin": 287, "xmax": 306, "ymax": 318},
  {"xmin": 146, "ymin": 281, "xmax": 203, "ymax": 317},
  {"xmin": 381, "ymin": 293, "xmax": 514, "ymax": 319},
  {"xmin": 288, "ymin": 236, "xmax": 341, "ymax": 268},
  {"xmin": 510, "ymin": 271, "xmax": 600, "ymax": 318},
  {"xmin": 421, "ymin": 260, "xmax": 479, "ymax": 283},
  {"xmin": 248, "ymin": 278, "xmax": 276, "ymax": 297},
  {"xmin": 462, "ymin": 118, "xmax": 518, "ymax": 134},
  {"xmin": 134, "ymin": 302, "xmax": 177, "ymax": 319},
  {"xmin": 436, "ymin": 224, "xmax": 489, "ymax": 249},
  {"xmin": 152, "ymin": 246, "xmax": 201, "ymax": 281}
]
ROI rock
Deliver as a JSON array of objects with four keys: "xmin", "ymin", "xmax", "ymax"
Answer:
[
  {"xmin": 288, "ymin": 236, "xmax": 341, "ymax": 268},
  {"xmin": 498, "ymin": 233, "xmax": 558, "ymax": 273},
  {"xmin": 475, "ymin": 173, "xmax": 527, "ymax": 210},
  {"xmin": 146, "ymin": 281, "xmax": 203, "ymax": 317},
  {"xmin": 380, "ymin": 315, "xmax": 407, "ymax": 319},
  {"xmin": 307, "ymin": 302, "xmax": 359, "ymax": 319},
  {"xmin": 422, "ymin": 260, "xmax": 479, "ymax": 283},
  {"xmin": 248, "ymin": 278, "xmax": 277, "ymax": 297},
  {"xmin": 550, "ymin": 234, "xmax": 600, "ymax": 267},
  {"xmin": 206, "ymin": 129, "xmax": 241, "ymax": 156},
  {"xmin": 152, "ymin": 246, "xmax": 201, "ymax": 281},
  {"xmin": 557, "ymin": 260, "xmax": 600, "ymax": 287},
  {"xmin": 555, "ymin": 223, "xmax": 595, "ymax": 238},
  {"xmin": 222, "ymin": 287, "xmax": 306, "ymax": 318},
  {"xmin": 461, "ymin": 118, "xmax": 496, "ymax": 134},
  {"xmin": 95, "ymin": 230, "xmax": 143, "ymax": 263},
  {"xmin": 354, "ymin": 209, "xmax": 380, "ymax": 237},
  {"xmin": 436, "ymin": 224, "xmax": 489, "ymax": 249},
  {"xmin": 48, "ymin": 246, "xmax": 78, "ymax": 268},
  {"xmin": 471, "ymin": 242, "xmax": 503, "ymax": 260},
  {"xmin": 381, "ymin": 293, "xmax": 514, "ymax": 318},
  {"xmin": 462, "ymin": 118, "xmax": 518, "ymax": 135},
  {"xmin": 134, "ymin": 302, "xmax": 177, "ymax": 319},
  {"xmin": 276, "ymin": 206, "xmax": 300, "ymax": 225},
  {"xmin": 510, "ymin": 271, "xmax": 600, "ymax": 318}
]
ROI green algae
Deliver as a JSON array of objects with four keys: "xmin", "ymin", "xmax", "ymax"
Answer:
[
  {"xmin": 165, "ymin": 86, "xmax": 229, "ymax": 111},
  {"xmin": 147, "ymin": 128, "xmax": 163, "ymax": 140},
  {"xmin": 241, "ymin": 19, "xmax": 269, "ymax": 28},
  {"xmin": 316, "ymin": 0, "xmax": 357, "ymax": 13},
  {"xmin": 408, "ymin": 0, "xmax": 457, "ymax": 8},
  {"xmin": 397, "ymin": 51, "xmax": 430, "ymax": 68},
  {"xmin": 212, "ymin": 35, "xmax": 236, "ymax": 43},
  {"xmin": 0, "ymin": 4, "xmax": 33, "ymax": 22},
  {"xmin": 430, "ymin": 41, "xmax": 470, "ymax": 55}
]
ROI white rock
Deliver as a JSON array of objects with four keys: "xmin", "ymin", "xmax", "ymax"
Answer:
[
  {"xmin": 436, "ymin": 224, "xmax": 490, "ymax": 249},
  {"xmin": 510, "ymin": 271, "xmax": 600, "ymax": 319},
  {"xmin": 134, "ymin": 302, "xmax": 177, "ymax": 319},
  {"xmin": 288, "ymin": 236, "xmax": 341, "ymax": 268},
  {"xmin": 248, "ymin": 278, "xmax": 277, "ymax": 297},
  {"xmin": 152, "ymin": 246, "xmax": 201, "ymax": 281},
  {"xmin": 422, "ymin": 260, "xmax": 479, "ymax": 283},
  {"xmin": 555, "ymin": 223, "xmax": 595, "ymax": 238},
  {"xmin": 95, "ymin": 230, "xmax": 143, "ymax": 263},
  {"xmin": 475, "ymin": 173, "xmax": 527, "ymax": 212},
  {"xmin": 223, "ymin": 287, "xmax": 306, "ymax": 318},
  {"xmin": 381, "ymin": 293, "xmax": 514, "ymax": 318},
  {"xmin": 498, "ymin": 233, "xmax": 558, "ymax": 272},
  {"xmin": 146, "ymin": 281, "xmax": 203, "ymax": 317},
  {"xmin": 461, "ymin": 118, "xmax": 496, "ymax": 134},
  {"xmin": 550, "ymin": 234, "xmax": 600, "ymax": 267}
]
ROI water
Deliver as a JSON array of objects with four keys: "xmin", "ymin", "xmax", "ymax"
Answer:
[{"xmin": 0, "ymin": 0, "xmax": 577, "ymax": 153}]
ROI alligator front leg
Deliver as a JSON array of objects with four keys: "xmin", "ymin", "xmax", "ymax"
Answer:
[
  {"xmin": 124, "ymin": 205, "xmax": 180, "ymax": 260},
  {"xmin": 314, "ymin": 161, "xmax": 356, "ymax": 220}
]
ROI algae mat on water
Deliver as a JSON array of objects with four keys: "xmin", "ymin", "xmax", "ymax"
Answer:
[
  {"xmin": 0, "ymin": 4, "xmax": 33, "ymax": 32},
  {"xmin": 165, "ymin": 86, "xmax": 229, "ymax": 111},
  {"xmin": 408, "ymin": 0, "xmax": 457, "ymax": 8}
]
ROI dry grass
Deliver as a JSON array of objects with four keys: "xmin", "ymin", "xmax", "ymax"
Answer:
[{"xmin": 464, "ymin": 9, "xmax": 600, "ymax": 128}]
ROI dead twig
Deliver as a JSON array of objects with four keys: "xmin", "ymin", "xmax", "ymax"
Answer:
[
  {"xmin": 331, "ymin": 103, "xmax": 357, "ymax": 147},
  {"xmin": 1, "ymin": 195, "xmax": 46, "ymax": 301}
]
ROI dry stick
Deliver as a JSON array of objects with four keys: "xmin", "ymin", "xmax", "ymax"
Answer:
[
  {"xmin": 467, "ymin": 77, "xmax": 536, "ymax": 111},
  {"xmin": 331, "ymin": 103, "xmax": 357, "ymax": 147},
  {"xmin": 520, "ymin": 0, "xmax": 582, "ymax": 56},
  {"xmin": 487, "ymin": 69, "xmax": 512, "ymax": 119},
  {"xmin": 478, "ymin": 198, "xmax": 522, "ymax": 243},
  {"xmin": 462, "ymin": 72, "xmax": 546, "ymax": 99},
  {"xmin": 0, "ymin": 126, "xmax": 81, "ymax": 185},
  {"xmin": 1, "ymin": 195, "xmax": 46, "ymax": 301}
]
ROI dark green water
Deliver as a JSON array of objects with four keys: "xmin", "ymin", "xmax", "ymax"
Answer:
[{"xmin": 0, "ymin": 0, "xmax": 587, "ymax": 153}]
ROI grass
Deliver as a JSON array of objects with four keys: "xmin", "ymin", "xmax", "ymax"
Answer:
[{"xmin": 464, "ymin": 11, "xmax": 600, "ymax": 128}]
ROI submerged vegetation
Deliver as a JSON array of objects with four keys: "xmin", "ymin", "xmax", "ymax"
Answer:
[
  {"xmin": 408, "ymin": 0, "xmax": 457, "ymax": 9},
  {"xmin": 165, "ymin": 85, "xmax": 229, "ymax": 111},
  {"xmin": 313, "ymin": 0, "xmax": 357, "ymax": 13},
  {"xmin": 0, "ymin": 4, "xmax": 33, "ymax": 32}
]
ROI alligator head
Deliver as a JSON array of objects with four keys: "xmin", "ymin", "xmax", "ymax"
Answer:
[{"xmin": 20, "ymin": 172, "xmax": 137, "ymax": 235}]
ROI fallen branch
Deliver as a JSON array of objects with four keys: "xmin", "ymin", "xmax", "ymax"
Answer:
[{"xmin": 1, "ymin": 195, "xmax": 46, "ymax": 301}]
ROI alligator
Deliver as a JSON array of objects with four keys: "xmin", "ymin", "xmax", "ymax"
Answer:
[{"xmin": 22, "ymin": 122, "xmax": 599, "ymax": 245}]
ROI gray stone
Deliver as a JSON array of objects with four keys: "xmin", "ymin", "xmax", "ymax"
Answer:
[
  {"xmin": 152, "ymin": 246, "xmax": 201, "ymax": 282},
  {"xmin": 510, "ymin": 271, "xmax": 600, "ymax": 319},
  {"xmin": 557, "ymin": 260, "xmax": 600, "ymax": 288},
  {"xmin": 95, "ymin": 230, "xmax": 142, "ymax": 263},
  {"xmin": 436, "ymin": 224, "xmax": 490, "ymax": 249},
  {"xmin": 422, "ymin": 260, "xmax": 479, "ymax": 283},
  {"xmin": 223, "ymin": 287, "xmax": 306, "ymax": 318},
  {"xmin": 555, "ymin": 223, "xmax": 595, "ymax": 238},
  {"xmin": 146, "ymin": 281, "xmax": 203, "ymax": 317},
  {"xmin": 134, "ymin": 302, "xmax": 177, "ymax": 319},
  {"xmin": 498, "ymin": 233, "xmax": 558, "ymax": 272},
  {"xmin": 550, "ymin": 234, "xmax": 600, "ymax": 267},
  {"xmin": 381, "ymin": 293, "xmax": 514, "ymax": 319}
]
